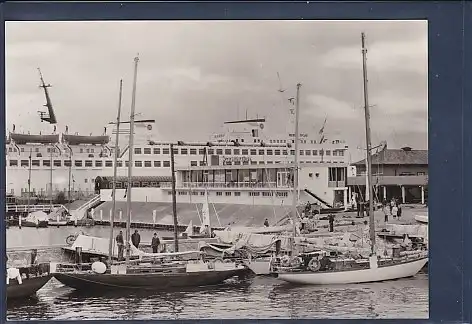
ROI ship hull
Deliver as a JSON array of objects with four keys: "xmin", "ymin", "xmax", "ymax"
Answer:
[
  {"xmin": 20, "ymin": 221, "xmax": 49, "ymax": 228},
  {"xmin": 53, "ymin": 268, "xmax": 245, "ymax": 291},
  {"xmin": 277, "ymin": 257, "xmax": 428, "ymax": 285},
  {"xmin": 7, "ymin": 274, "xmax": 52, "ymax": 299}
]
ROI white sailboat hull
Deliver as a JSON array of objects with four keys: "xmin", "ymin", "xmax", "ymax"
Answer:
[
  {"xmin": 245, "ymin": 259, "xmax": 272, "ymax": 275},
  {"xmin": 277, "ymin": 257, "xmax": 428, "ymax": 285},
  {"xmin": 414, "ymin": 215, "xmax": 428, "ymax": 224}
]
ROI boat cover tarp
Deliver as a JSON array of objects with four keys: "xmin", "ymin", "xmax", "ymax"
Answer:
[
  {"xmin": 213, "ymin": 231, "xmax": 292, "ymax": 254},
  {"xmin": 224, "ymin": 224, "xmax": 293, "ymax": 234},
  {"xmin": 26, "ymin": 211, "xmax": 49, "ymax": 223}
]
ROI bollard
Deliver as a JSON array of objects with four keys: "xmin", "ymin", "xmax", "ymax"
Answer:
[
  {"xmin": 152, "ymin": 210, "xmax": 156, "ymax": 224},
  {"xmin": 100, "ymin": 210, "xmax": 103, "ymax": 221},
  {"xmin": 75, "ymin": 246, "xmax": 83, "ymax": 264}
]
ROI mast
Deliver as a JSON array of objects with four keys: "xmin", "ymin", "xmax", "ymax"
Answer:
[
  {"xmin": 108, "ymin": 79, "xmax": 123, "ymax": 265},
  {"xmin": 68, "ymin": 149, "xmax": 72, "ymax": 202},
  {"xmin": 361, "ymin": 32, "xmax": 376, "ymax": 254},
  {"xmin": 49, "ymin": 144, "xmax": 53, "ymax": 211},
  {"xmin": 125, "ymin": 55, "xmax": 140, "ymax": 263},
  {"xmin": 27, "ymin": 148, "xmax": 32, "ymax": 213},
  {"xmin": 291, "ymin": 83, "xmax": 302, "ymax": 237},
  {"xmin": 170, "ymin": 143, "xmax": 179, "ymax": 252}
]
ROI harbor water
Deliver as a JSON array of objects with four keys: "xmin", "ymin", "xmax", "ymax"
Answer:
[{"xmin": 6, "ymin": 226, "xmax": 429, "ymax": 320}]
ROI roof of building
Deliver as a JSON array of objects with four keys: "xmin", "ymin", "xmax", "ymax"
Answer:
[{"xmin": 352, "ymin": 147, "xmax": 428, "ymax": 166}]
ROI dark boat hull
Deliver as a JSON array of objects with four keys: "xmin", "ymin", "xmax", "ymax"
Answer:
[
  {"xmin": 7, "ymin": 274, "xmax": 52, "ymax": 299},
  {"xmin": 53, "ymin": 268, "xmax": 244, "ymax": 291},
  {"xmin": 21, "ymin": 221, "xmax": 49, "ymax": 228}
]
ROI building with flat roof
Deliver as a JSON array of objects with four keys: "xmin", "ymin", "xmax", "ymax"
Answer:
[{"xmin": 347, "ymin": 146, "xmax": 428, "ymax": 204}]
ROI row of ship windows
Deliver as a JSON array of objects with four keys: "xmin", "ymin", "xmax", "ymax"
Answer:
[
  {"xmin": 171, "ymin": 191, "xmax": 289, "ymax": 197},
  {"xmin": 8, "ymin": 159, "xmax": 341, "ymax": 168},
  {"xmin": 135, "ymin": 147, "xmax": 345, "ymax": 157}
]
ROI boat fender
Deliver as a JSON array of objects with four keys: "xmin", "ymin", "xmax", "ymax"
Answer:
[
  {"xmin": 290, "ymin": 257, "xmax": 302, "ymax": 268},
  {"xmin": 7, "ymin": 268, "xmax": 22, "ymax": 285},
  {"xmin": 308, "ymin": 258, "xmax": 321, "ymax": 272},
  {"xmin": 91, "ymin": 261, "xmax": 107, "ymax": 274},
  {"xmin": 281, "ymin": 255, "xmax": 291, "ymax": 267}
]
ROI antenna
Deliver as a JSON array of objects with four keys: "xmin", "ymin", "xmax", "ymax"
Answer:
[{"xmin": 37, "ymin": 68, "xmax": 57, "ymax": 124}]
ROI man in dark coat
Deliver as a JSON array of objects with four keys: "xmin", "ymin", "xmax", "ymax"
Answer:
[
  {"xmin": 151, "ymin": 233, "xmax": 160, "ymax": 253},
  {"xmin": 116, "ymin": 230, "xmax": 124, "ymax": 261},
  {"xmin": 131, "ymin": 229, "xmax": 141, "ymax": 249}
]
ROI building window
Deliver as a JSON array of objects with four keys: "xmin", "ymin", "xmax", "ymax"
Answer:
[
  {"xmin": 216, "ymin": 149, "xmax": 223, "ymax": 155},
  {"xmin": 154, "ymin": 161, "xmax": 161, "ymax": 167},
  {"xmin": 153, "ymin": 148, "xmax": 160, "ymax": 154},
  {"xmin": 74, "ymin": 160, "xmax": 82, "ymax": 167},
  {"xmin": 135, "ymin": 161, "xmax": 143, "ymax": 167},
  {"xmin": 234, "ymin": 192, "xmax": 241, "ymax": 197},
  {"xmin": 242, "ymin": 149, "xmax": 248, "ymax": 155},
  {"xmin": 173, "ymin": 148, "xmax": 179, "ymax": 155},
  {"xmin": 249, "ymin": 192, "xmax": 260, "ymax": 196},
  {"xmin": 267, "ymin": 150, "xmax": 273, "ymax": 155},
  {"xmin": 144, "ymin": 148, "xmax": 151, "ymax": 154},
  {"xmin": 274, "ymin": 150, "xmax": 281, "ymax": 155},
  {"xmin": 190, "ymin": 161, "xmax": 198, "ymax": 166},
  {"xmin": 339, "ymin": 150, "xmax": 345, "ymax": 156},
  {"xmin": 85, "ymin": 179, "xmax": 88, "ymax": 183},
  {"xmin": 85, "ymin": 160, "xmax": 93, "ymax": 167},
  {"xmin": 162, "ymin": 148, "xmax": 170, "ymax": 154},
  {"xmin": 200, "ymin": 192, "xmax": 205, "ymax": 196},
  {"xmin": 95, "ymin": 160, "xmax": 103, "ymax": 167},
  {"xmin": 313, "ymin": 150, "xmax": 318, "ymax": 156},
  {"xmin": 32, "ymin": 160, "xmax": 40, "ymax": 167},
  {"xmin": 299, "ymin": 150, "xmax": 304, "ymax": 156},
  {"xmin": 181, "ymin": 148, "xmax": 188, "ymax": 154},
  {"xmin": 250, "ymin": 149, "xmax": 257, "ymax": 155},
  {"xmin": 225, "ymin": 149, "xmax": 231, "ymax": 155},
  {"xmin": 216, "ymin": 192, "xmax": 222, "ymax": 196},
  {"xmin": 190, "ymin": 149, "xmax": 197, "ymax": 155},
  {"xmin": 105, "ymin": 160, "xmax": 113, "ymax": 167},
  {"xmin": 332, "ymin": 150, "xmax": 338, "ymax": 156},
  {"xmin": 9, "ymin": 160, "xmax": 18, "ymax": 166},
  {"xmin": 208, "ymin": 149, "xmax": 214, "ymax": 155},
  {"xmin": 199, "ymin": 149, "xmax": 205, "ymax": 155},
  {"xmin": 305, "ymin": 150, "xmax": 311, "ymax": 156},
  {"xmin": 117, "ymin": 161, "xmax": 123, "ymax": 167},
  {"xmin": 199, "ymin": 161, "xmax": 206, "ymax": 166},
  {"xmin": 163, "ymin": 161, "xmax": 170, "ymax": 167},
  {"xmin": 233, "ymin": 149, "xmax": 240, "ymax": 155},
  {"xmin": 225, "ymin": 192, "xmax": 231, "ymax": 196},
  {"xmin": 258, "ymin": 149, "xmax": 264, "ymax": 155},
  {"xmin": 134, "ymin": 148, "xmax": 142, "ymax": 154},
  {"xmin": 417, "ymin": 172, "xmax": 426, "ymax": 176},
  {"xmin": 290, "ymin": 150, "xmax": 295, "ymax": 155},
  {"xmin": 144, "ymin": 161, "xmax": 152, "ymax": 167},
  {"xmin": 54, "ymin": 160, "xmax": 61, "ymax": 167},
  {"xmin": 125, "ymin": 161, "xmax": 130, "ymax": 167},
  {"xmin": 283, "ymin": 150, "xmax": 288, "ymax": 156},
  {"xmin": 326, "ymin": 150, "xmax": 331, "ymax": 156},
  {"xmin": 259, "ymin": 161, "xmax": 265, "ymax": 164}
]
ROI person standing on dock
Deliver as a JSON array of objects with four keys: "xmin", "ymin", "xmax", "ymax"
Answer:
[
  {"xmin": 151, "ymin": 233, "xmax": 160, "ymax": 253},
  {"xmin": 131, "ymin": 229, "xmax": 141, "ymax": 249},
  {"xmin": 264, "ymin": 218, "xmax": 269, "ymax": 227},
  {"xmin": 116, "ymin": 230, "xmax": 124, "ymax": 261}
]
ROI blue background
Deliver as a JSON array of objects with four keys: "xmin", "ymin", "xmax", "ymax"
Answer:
[{"xmin": 1, "ymin": 1, "xmax": 471, "ymax": 323}]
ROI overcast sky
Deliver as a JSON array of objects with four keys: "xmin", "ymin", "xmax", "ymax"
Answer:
[{"xmin": 6, "ymin": 20, "xmax": 427, "ymax": 162}]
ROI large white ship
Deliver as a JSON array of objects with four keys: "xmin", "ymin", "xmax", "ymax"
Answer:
[{"xmin": 6, "ymin": 71, "xmax": 351, "ymax": 225}]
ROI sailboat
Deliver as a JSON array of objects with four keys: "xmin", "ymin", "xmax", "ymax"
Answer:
[
  {"xmin": 273, "ymin": 33, "xmax": 428, "ymax": 285},
  {"xmin": 51, "ymin": 56, "xmax": 246, "ymax": 292}
]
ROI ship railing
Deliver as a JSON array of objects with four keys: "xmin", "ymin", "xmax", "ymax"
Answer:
[
  {"xmin": 163, "ymin": 181, "xmax": 289, "ymax": 189},
  {"xmin": 6, "ymin": 204, "xmax": 67, "ymax": 213}
]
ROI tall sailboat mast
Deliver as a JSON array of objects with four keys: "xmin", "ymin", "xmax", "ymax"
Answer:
[
  {"xmin": 361, "ymin": 32, "xmax": 376, "ymax": 254},
  {"xmin": 49, "ymin": 144, "xmax": 53, "ymax": 211},
  {"xmin": 108, "ymin": 79, "xmax": 123, "ymax": 265},
  {"xmin": 291, "ymin": 83, "xmax": 302, "ymax": 236},
  {"xmin": 27, "ymin": 148, "xmax": 32, "ymax": 213},
  {"xmin": 170, "ymin": 143, "xmax": 179, "ymax": 252},
  {"xmin": 125, "ymin": 55, "xmax": 140, "ymax": 263}
]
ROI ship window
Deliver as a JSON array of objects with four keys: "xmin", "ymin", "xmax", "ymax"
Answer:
[
  {"xmin": 199, "ymin": 149, "xmax": 205, "ymax": 155},
  {"xmin": 95, "ymin": 161, "xmax": 103, "ymax": 167},
  {"xmin": 144, "ymin": 161, "xmax": 152, "ymax": 167},
  {"xmin": 74, "ymin": 160, "xmax": 82, "ymax": 167},
  {"xmin": 105, "ymin": 160, "xmax": 113, "ymax": 167},
  {"xmin": 85, "ymin": 160, "xmax": 93, "ymax": 167},
  {"xmin": 283, "ymin": 150, "xmax": 288, "ymax": 155},
  {"xmin": 305, "ymin": 150, "xmax": 311, "ymax": 156},
  {"xmin": 258, "ymin": 149, "xmax": 264, "ymax": 155},
  {"xmin": 208, "ymin": 149, "xmax": 214, "ymax": 155},
  {"xmin": 154, "ymin": 161, "xmax": 161, "ymax": 167},
  {"xmin": 54, "ymin": 160, "xmax": 61, "ymax": 167},
  {"xmin": 135, "ymin": 161, "xmax": 142, "ymax": 167},
  {"xmin": 250, "ymin": 149, "xmax": 256, "ymax": 155},
  {"xmin": 274, "ymin": 150, "xmax": 280, "ymax": 155},
  {"xmin": 162, "ymin": 148, "xmax": 170, "ymax": 154},
  {"xmin": 235, "ymin": 192, "xmax": 241, "ymax": 197},
  {"xmin": 225, "ymin": 149, "xmax": 231, "ymax": 155},
  {"xmin": 190, "ymin": 161, "xmax": 198, "ymax": 166},
  {"xmin": 267, "ymin": 150, "xmax": 273, "ymax": 155},
  {"xmin": 225, "ymin": 192, "xmax": 231, "ymax": 196},
  {"xmin": 163, "ymin": 161, "xmax": 170, "ymax": 167},
  {"xmin": 134, "ymin": 148, "xmax": 142, "ymax": 154},
  {"xmin": 326, "ymin": 150, "xmax": 331, "ymax": 156},
  {"xmin": 181, "ymin": 148, "xmax": 188, "ymax": 154},
  {"xmin": 153, "ymin": 148, "xmax": 160, "ymax": 154},
  {"xmin": 43, "ymin": 160, "xmax": 51, "ymax": 167},
  {"xmin": 9, "ymin": 160, "xmax": 18, "ymax": 166},
  {"xmin": 117, "ymin": 161, "xmax": 123, "ymax": 167},
  {"xmin": 216, "ymin": 192, "xmax": 222, "ymax": 196},
  {"xmin": 143, "ymin": 148, "xmax": 151, "ymax": 154},
  {"xmin": 241, "ymin": 149, "xmax": 248, "ymax": 155},
  {"xmin": 216, "ymin": 149, "xmax": 223, "ymax": 155},
  {"xmin": 313, "ymin": 150, "xmax": 318, "ymax": 156},
  {"xmin": 233, "ymin": 149, "xmax": 240, "ymax": 155}
]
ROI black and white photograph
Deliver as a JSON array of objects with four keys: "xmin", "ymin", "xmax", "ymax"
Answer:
[{"xmin": 5, "ymin": 20, "xmax": 428, "ymax": 320}]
